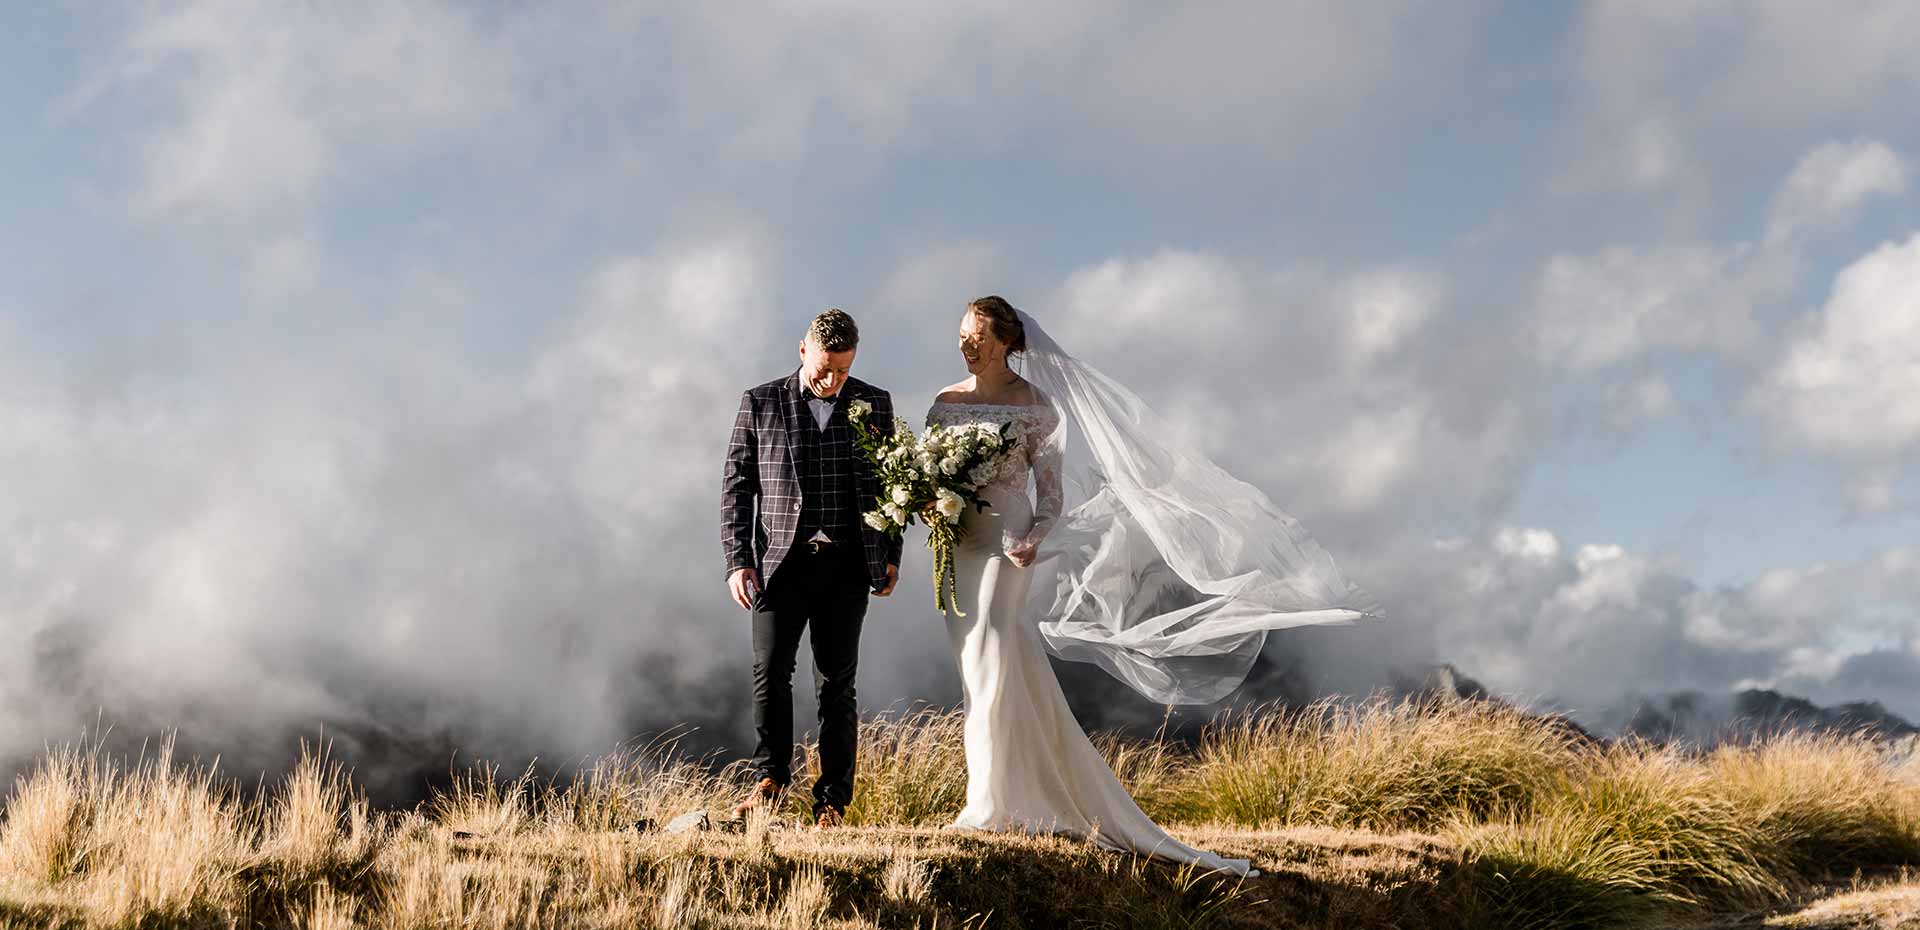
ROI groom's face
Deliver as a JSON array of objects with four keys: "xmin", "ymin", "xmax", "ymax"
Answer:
[{"xmin": 799, "ymin": 338, "xmax": 856, "ymax": 397}]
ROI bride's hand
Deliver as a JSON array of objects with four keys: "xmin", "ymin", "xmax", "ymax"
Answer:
[{"xmin": 1006, "ymin": 539, "xmax": 1037, "ymax": 567}]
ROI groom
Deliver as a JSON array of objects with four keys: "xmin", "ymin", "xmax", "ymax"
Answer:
[{"xmin": 722, "ymin": 308, "xmax": 901, "ymax": 826}]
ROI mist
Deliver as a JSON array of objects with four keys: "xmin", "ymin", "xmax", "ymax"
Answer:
[{"xmin": 6, "ymin": 2, "xmax": 1919, "ymax": 807}]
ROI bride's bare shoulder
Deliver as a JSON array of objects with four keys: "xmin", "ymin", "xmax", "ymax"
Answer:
[
  {"xmin": 998, "ymin": 379, "xmax": 1046, "ymax": 409},
  {"xmin": 933, "ymin": 382, "xmax": 972, "ymax": 404}
]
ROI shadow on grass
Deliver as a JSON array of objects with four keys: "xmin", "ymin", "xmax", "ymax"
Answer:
[{"xmin": 0, "ymin": 897, "xmax": 88, "ymax": 930}]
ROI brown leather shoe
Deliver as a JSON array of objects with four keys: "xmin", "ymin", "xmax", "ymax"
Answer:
[
  {"xmin": 730, "ymin": 777, "xmax": 783, "ymax": 821},
  {"xmin": 813, "ymin": 806, "xmax": 844, "ymax": 829}
]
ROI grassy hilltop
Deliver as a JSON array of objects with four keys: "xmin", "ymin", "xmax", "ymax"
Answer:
[{"xmin": 2, "ymin": 699, "xmax": 1917, "ymax": 929}]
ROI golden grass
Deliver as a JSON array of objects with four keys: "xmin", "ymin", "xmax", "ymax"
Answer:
[
  {"xmin": 1167, "ymin": 697, "xmax": 1586, "ymax": 830},
  {"xmin": 798, "ymin": 706, "xmax": 970, "ymax": 827},
  {"xmin": 1768, "ymin": 868, "xmax": 1920, "ymax": 929},
  {"xmin": 0, "ymin": 698, "xmax": 1915, "ymax": 929}
]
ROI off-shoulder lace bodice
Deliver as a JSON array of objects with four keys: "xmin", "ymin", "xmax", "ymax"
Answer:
[{"xmin": 925, "ymin": 400, "xmax": 1064, "ymax": 549}]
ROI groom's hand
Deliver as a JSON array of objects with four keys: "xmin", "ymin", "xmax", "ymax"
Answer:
[
  {"xmin": 728, "ymin": 568, "xmax": 760, "ymax": 611},
  {"xmin": 874, "ymin": 563, "xmax": 898, "ymax": 597}
]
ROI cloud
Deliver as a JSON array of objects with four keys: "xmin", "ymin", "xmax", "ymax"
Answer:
[
  {"xmin": 13, "ymin": 3, "xmax": 1919, "ymax": 802},
  {"xmin": 1339, "ymin": 270, "xmax": 1445, "ymax": 368},
  {"xmin": 873, "ymin": 240, "xmax": 1007, "ymax": 323},
  {"xmin": 1529, "ymin": 242, "xmax": 1782, "ymax": 370},
  {"xmin": 1522, "ymin": 137, "xmax": 1915, "ymax": 514},
  {"xmin": 1600, "ymin": 374, "xmax": 1676, "ymax": 430},
  {"xmin": 1767, "ymin": 139, "xmax": 1911, "ymax": 241},
  {"xmin": 1752, "ymin": 233, "xmax": 1920, "ymax": 508},
  {"xmin": 582, "ymin": 0, "xmax": 1488, "ymax": 180},
  {"xmin": 83, "ymin": 0, "xmax": 513, "ymax": 222},
  {"xmin": 1565, "ymin": 3, "xmax": 1920, "ymax": 197},
  {"xmin": 1054, "ymin": 250, "xmax": 1249, "ymax": 354},
  {"xmin": 0, "ymin": 233, "xmax": 780, "ymax": 799},
  {"xmin": 1525, "ymin": 137, "xmax": 1904, "ymax": 375},
  {"xmin": 1039, "ymin": 249, "xmax": 1528, "ymax": 539},
  {"xmin": 1420, "ymin": 527, "xmax": 1920, "ymax": 720}
]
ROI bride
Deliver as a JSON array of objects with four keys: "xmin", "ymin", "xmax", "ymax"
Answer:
[{"xmin": 924, "ymin": 296, "xmax": 1383, "ymax": 878}]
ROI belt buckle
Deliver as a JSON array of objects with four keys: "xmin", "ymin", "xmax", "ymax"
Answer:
[{"xmin": 807, "ymin": 538, "xmax": 832, "ymax": 554}]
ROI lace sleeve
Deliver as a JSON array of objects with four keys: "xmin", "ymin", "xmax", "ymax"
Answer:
[{"xmin": 1021, "ymin": 406, "xmax": 1065, "ymax": 548}]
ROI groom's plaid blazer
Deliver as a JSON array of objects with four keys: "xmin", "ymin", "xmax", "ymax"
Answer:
[{"xmin": 723, "ymin": 371, "xmax": 903, "ymax": 593}]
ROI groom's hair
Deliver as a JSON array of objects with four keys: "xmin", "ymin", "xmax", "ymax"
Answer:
[{"xmin": 807, "ymin": 308, "xmax": 860, "ymax": 352}]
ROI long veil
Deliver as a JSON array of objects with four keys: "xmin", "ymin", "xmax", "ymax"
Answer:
[{"xmin": 1013, "ymin": 309, "xmax": 1384, "ymax": 705}]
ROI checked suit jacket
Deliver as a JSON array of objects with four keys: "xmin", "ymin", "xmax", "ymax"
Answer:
[{"xmin": 723, "ymin": 371, "xmax": 904, "ymax": 593}]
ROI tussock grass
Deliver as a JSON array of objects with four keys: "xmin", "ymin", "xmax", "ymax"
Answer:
[
  {"xmin": 801, "ymin": 705, "xmax": 971, "ymax": 827},
  {"xmin": 1709, "ymin": 732, "xmax": 1920, "ymax": 877},
  {"xmin": 1169, "ymin": 697, "xmax": 1585, "ymax": 830},
  {"xmin": 0, "ymin": 743, "xmax": 94, "ymax": 886},
  {"xmin": 1, "ymin": 700, "xmax": 1916, "ymax": 928},
  {"xmin": 1454, "ymin": 746, "xmax": 1781, "ymax": 930},
  {"xmin": 1094, "ymin": 709, "xmax": 1188, "ymax": 818},
  {"xmin": 1450, "ymin": 736, "xmax": 1920, "ymax": 928}
]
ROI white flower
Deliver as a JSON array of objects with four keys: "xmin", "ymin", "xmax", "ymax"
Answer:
[
  {"xmin": 935, "ymin": 489, "xmax": 963, "ymax": 523},
  {"xmin": 940, "ymin": 456, "xmax": 961, "ymax": 476},
  {"xmin": 884, "ymin": 502, "xmax": 908, "ymax": 525},
  {"xmin": 982, "ymin": 431, "xmax": 1001, "ymax": 450},
  {"xmin": 890, "ymin": 485, "xmax": 911, "ymax": 507},
  {"xmin": 848, "ymin": 399, "xmax": 872, "ymax": 420},
  {"xmin": 968, "ymin": 463, "xmax": 995, "ymax": 486},
  {"xmin": 863, "ymin": 510, "xmax": 889, "ymax": 531}
]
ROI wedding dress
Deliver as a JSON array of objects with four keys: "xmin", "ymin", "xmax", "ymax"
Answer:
[
  {"xmin": 923, "ymin": 309, "xmax": 1381, "ymax": 879},
  {"xmin": 928, "ymin": 399, "xmax": 1258, "ymax": 877}
]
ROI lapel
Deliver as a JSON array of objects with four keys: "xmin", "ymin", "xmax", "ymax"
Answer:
[{"xmin": 780, "ymin": 370, "xmax": 807, "ymax": 473}]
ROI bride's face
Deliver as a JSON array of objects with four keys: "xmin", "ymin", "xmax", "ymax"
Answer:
[{"xmin": 958, "ymin": 310, "xmax": 1006, "ymax": 375}]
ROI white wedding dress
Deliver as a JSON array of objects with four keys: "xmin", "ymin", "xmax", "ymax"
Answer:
[{"xmin": 927, "ymin": 399, "xmax": 1258, "ymax": 878}]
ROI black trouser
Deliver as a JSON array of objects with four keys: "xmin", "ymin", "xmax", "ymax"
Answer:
[{"xmin": 750, "ymin": 541, "xmax": 869, "ymax": 815}]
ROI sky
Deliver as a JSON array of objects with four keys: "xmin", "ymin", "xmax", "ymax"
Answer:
[{"xmin": 3, "ymin": 2, "xmax": 1919, "ymax": 794}]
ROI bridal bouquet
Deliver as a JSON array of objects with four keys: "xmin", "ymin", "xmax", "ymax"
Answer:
[{"xmin": 847, "ymin": 399, "xmax": 1014, "ymax": 615}]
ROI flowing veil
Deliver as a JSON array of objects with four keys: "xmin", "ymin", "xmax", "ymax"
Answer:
[{"xmin": 1012, "ymin": 309, "xmax": 1384, "ymax": 705}]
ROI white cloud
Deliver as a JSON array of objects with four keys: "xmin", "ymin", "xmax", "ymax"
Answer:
[
  {"xmin": 628, "ymin": 0, "xmax": 1484, "ymax": 170},
  {"xmin": 1845, "ymin": 467, "xmax": 1903, "ymax": 515},
  {"xmin": 1528, "ymin": 138, "xmax": 1914, "ymax": 513},
  {"xmin": 1340, "ymin": 269, "xmax": 1442, "ymax": 367},
  {"xmin": 87, "ymin": 0, "xmax": 513, "ymax": 220},
  {"xmin": 1530, "ymin": 242, "xmax": 1782, "ymax": 370},
  {"xmin": 1698, "ymin": 3, "xmax": 1920, "ymax": 124},
  {"xmin": 1601, "ymin": 374, "xmax": 1675, "ymax": 429},
  {"xmin": 1033, "ymin": 249, "xmax": 1539, "ymax": 541},
  {"xmin": 1055, "ymin": 250, "xmax": 1249, "ymax": 353},
  {"xmin": 0, "ymin": 231, "xmax": 783, "ymax": 794},
  {"xmin": 1767, "ymin": 139, "xmax": 1911, "ymax": 241},
  {"xmin": 1494, "ymin": 526, "xmax": 1561, "ymax": 562},
  {"xmin": 529, "ymin": 236, "xmax": 772, "ymax": 545},
  {"xmin": 1308, "ymin": 403, "xmax": 1427, "ymax": 512},
  {"xmin": 19, "ymin": 1, "xmax": 1920, "ymax": 794},
  {"xmin": 1566, "ymin": 3, "xmax": 1920, "ymax": 196},
  {"xmin": 1753, "ymin": 233, "xmax": 1920, "ymax": 483},
  {"xmin": 872, "ymin": 240, "xmax": 1005, "ymax": 322},
  {"xmin": 1423, "ymin": 529, "xmax": 1920, "ymax": 719}
]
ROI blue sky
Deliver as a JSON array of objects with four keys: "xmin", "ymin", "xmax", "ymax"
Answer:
[{"xmin": 3, "ymin": 2, "xmax": 1918, "ymax": 781}]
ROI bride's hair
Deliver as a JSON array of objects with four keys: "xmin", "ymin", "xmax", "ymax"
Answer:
[{"xmin": 966, "ymin": 295, "xmax": 1027, "ymax": 355}]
